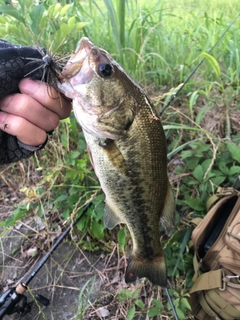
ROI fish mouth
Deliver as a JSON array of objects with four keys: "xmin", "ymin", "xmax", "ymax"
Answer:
[{"xmin": 61, "ymin": 37, "xmax": 94, "ymax": 79}]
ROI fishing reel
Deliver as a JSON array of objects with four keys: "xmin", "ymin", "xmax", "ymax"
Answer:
[
  {"xmin": 0, "ymin": 287, "xmax": 49, "ymax": 319},
  {"xmin": 0, "ymin": 288, "xmax": 31, "ymax": 318}
]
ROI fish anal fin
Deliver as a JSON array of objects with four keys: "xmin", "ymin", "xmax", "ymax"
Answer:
[
  {"xmin": 125, "ymin": 254, "xmax": 167, "ymax": 288},
  {"xmin": 160, "ymin": 182, "xmax": 176, "ymax": 236},
  {"xmin": 104, "ymin": 201, "xmax": 124, "ymax": 230}
]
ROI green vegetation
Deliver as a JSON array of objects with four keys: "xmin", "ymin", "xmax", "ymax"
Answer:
[{"xmin": 0, "ymin": 0, "xmax": 239, "ymax": 319}]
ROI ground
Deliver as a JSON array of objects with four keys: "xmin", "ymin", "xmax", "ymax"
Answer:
[
  {"xmin": 0, "ymin": 203, "xmax": 123, "ymax": 320},
  {"xmin": 0, "ymin": 169, "xmax": 169, "ymax": 320}
]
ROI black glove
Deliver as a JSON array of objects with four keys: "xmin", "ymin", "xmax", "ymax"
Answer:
[{"xmin": 0, "ymin": 39, "xmax": 46, "ymax": 97}]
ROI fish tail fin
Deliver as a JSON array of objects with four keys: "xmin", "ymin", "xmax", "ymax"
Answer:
[{"xmin": 125, "ymin": 254, "xmax": 167, "ymax": 287}]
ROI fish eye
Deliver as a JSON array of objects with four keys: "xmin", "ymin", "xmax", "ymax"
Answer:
[{"xmin": 98, "ymin": 63, "xmax": 112, "ymax": 77}]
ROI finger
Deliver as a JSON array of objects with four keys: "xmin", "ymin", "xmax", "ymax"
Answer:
[
  {"xmin": 0, "ymin": 111, "xmax": 47, "ymax": 146},
  {"xmin": 19, "ymin": 79, "xmax": 72, "ymax": 119},
  {"xmin": 0, "ymin": 93, "xmax": 59, "ymax": 133}
]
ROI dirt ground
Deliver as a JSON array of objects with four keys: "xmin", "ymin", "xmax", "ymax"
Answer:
[
  {"xmin": 0, "ymin": 205, "xmax": 125, "ymax": 320},
  {"xmin": 0, "ymin": 173, "xmax": 167, "ymax": 320}
]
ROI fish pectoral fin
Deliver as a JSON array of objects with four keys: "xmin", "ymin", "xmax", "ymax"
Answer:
[
  {"xmin": 100, "ymin": 139, "xmax": 128, "ymax": 175},
  {"xmin": 160, "ymin": 182, "xmax": 176, "ymax": 236},
  {"xmin": 104, "ymin": 202, "xmax": 124, "ymax": 230},
  {"xmin": 87, "ymin": 144, "xmax": 95, "ymax": 169}
]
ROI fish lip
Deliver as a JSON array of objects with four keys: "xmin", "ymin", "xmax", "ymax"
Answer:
[
  {"xmin": 71, "ymin": 37, "xmax": 94, "ymax": 63},
  {"xmin": 61, "ymin": 37, "xmax": 94, "ymax": 78}
]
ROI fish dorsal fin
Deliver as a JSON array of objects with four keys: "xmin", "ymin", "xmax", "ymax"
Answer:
[{"xmin": 104, "ymin": 202, "xmax": 124, "ymax": 230}]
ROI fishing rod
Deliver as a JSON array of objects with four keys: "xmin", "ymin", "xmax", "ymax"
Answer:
[
  {"xmin": 159, "ymin": 13, "xmax": 240, "ymax": 117},
  {"xmin": 165, "ymin": 287, "xmax": 179, "ymax": 320},
  {"xmin": 0, "ymin": 203, "xmax": 91, "ymax": 319}
]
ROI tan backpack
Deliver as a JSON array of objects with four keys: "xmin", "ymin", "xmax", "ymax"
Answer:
[{"xmin": 189, "ymin": 186, "xmax": 240, "ymax": 320}]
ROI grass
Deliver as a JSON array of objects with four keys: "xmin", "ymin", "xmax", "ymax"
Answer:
[{"xmin": 0, "ymin": 0, "xmax": 240, "ymax": 319}]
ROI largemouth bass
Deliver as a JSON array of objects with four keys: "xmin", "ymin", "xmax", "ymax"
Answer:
[{"xmin": 58, "ymin": 38, "xmax": 175, "ymax": 288}]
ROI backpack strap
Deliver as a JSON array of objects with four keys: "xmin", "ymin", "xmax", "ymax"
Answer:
[
  {"xmin": 206, "ymin": 187, "xmax": 235, "ymax": 211},
  {"xmin": 190, "ymin": 269, "xmax": 240, "ymax": 294},
  {"xmin": 188, "ymin": 293, "xmax": 214, "ymax": 320},
  {"xmin": 198, "ymin": 292, "xmax": 219, "ymax": 319},
  {"xmin": 190, "ymin": 270, "xmax": 223, "ymax": 294}
]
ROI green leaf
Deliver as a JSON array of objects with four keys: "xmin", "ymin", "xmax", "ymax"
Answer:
[
  {"xmin": 117, "ymin": 289, "xmax": 132, "ymax": 301},
  {"xmin": 0, "ymin": 5, "xmax": 25, "ymax": 23},
  {"xmin": 60, "ymin": 3, "xmax": 72, "ymax": 16},
  {"xmin": 76, "ymin": 215, "xmax": 89, "ymax": 233},
  {"xmin": 75, "ymin": 21, "xmax": 89, "ymax": 31},
  {"xmin": 148, "ymin": 307, "xmax": 161, "ymax": 317},
  {"xmin": 132, "ymin": 288, "xmax": 140, "ymax": 299},
  {"xmin": 176, "ymin": 307, "xmax": 186, "ymax": 320},
  {"xmin": 118, "ymin": 227, "xmax": 126, "ymax": 252},
  {"xmin": 62, "ymin": 208, "xmax": 70, "ymax": 220},
  {"xmin": 152, "ymin": 299, "xmax": 163, "ymax": 309},
  {"xmin": 1, "ymin": 207, "xmax": 28, "ymax": 227},
  {"xmin": 211, "ymin": 175, "xmax": 226, "ymax": 186},
  {"xmin": 127, "ymin": 305, "xmax": 135, "ymax": 320},
  {"xmin": 30, "ymin": 4, "xmax": 45, "ymax": 34},
  {"xmin": 226, "ymin": 143, "xmax": 240, "ymax": 163},
  {"xmin": 193, "ymin": 165, "xmax": 204, "ymax": 181},
  {"xmin": 189, "ymin": 90, "xmax": 199, "ymax": 117},
  {"xmin": 229, "ymin": 166, "xmax": 240, "ymax": 176},
  {"xmin": 181, "ymin": 150, "xmax": 192, "ymax": 159},
  {"xmin": 218, "ymin": 161, "xmax": 229, "ymax": 175},
  {"xmin": 180, "ymin": 297, "xmax": 191, "ymax": 311},
  {"xmin": 54, "ymin": 194, "xmax": 68, "ymax": 202},
  {"xmin": 18, "ymin": 0, "xmax": 33, "ymax": 10},
  {"xmin": 200, "ymin": 52, "xmax": 221, "ymax": 77},
  {"xmin": 184, "ymin": 198, "xmax": 205, "ymax": 211},
  {"xmin": 70, "ymin": 151, "xmax": 80, "ymax": 159},
  {"xmin": 60, "ymin": 117, "xmax": 71, "ymax": 124},
  {"xmin": 68, "ymin": 16, "xmax": 75, "ymax": 33},
  {"xmin": 135, "ymin": 299, "xmax": 145, "ymax": 310},
  {"xmin": 201, "ymin": 159, "xmax": 212, "ymax": 173},
  {"xmin": 53, "ymin": 3, "xmax": 62, "ymax": 16},
  {"xmin": 91, "ymin": 220, "xmax": 105, "ymax": 239}
]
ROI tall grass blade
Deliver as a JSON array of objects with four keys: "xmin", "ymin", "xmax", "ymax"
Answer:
[
  {"xmin": 103, "ymin": 0, "xmax": 120, "ymax": 54},
  {"xmin": 167, "ymin": 139, "xmax": 199, "ymax": 159},
  {"xmin": 200, "ymin": 53, "xmax": 221, "ymax": 78},
  {"xmin": 117, "ymin": 0, "xmax": 125, "ymax": 48},
  {"xmin": 171, "ymin": 228, "xmax": 193, "ymax": 278}
]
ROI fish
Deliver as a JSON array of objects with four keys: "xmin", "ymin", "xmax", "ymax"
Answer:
[{"xmin": 58, "ymin": 38, "xmax": 175, "ymax": 288}]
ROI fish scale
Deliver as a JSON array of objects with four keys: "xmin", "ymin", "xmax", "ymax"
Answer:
[{"xmin": 58, "ymin": 37, "xmax": 175, "ymax": 288}]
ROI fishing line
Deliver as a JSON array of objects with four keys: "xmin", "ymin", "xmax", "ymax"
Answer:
[
  {"xmin": 159, "ymin": 13, "xmax": 240, "ymax": 116},
  {"xmin": 165, "ymin": 287, "xmax": 179, "ymax": 320}
]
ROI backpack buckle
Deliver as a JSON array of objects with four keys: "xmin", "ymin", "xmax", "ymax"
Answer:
[
  {"xmin": 220, "ymin": 273, "xmax": 240, "ymax": 291},
  {"xmin": 219, "ymin": 269, "xmax": 226, "ymax": 291}
]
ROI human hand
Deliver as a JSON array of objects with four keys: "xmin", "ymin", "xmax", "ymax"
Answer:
[{"xmin": 0, "ymin": 79, "xmax": 72, "ymax": 147}]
